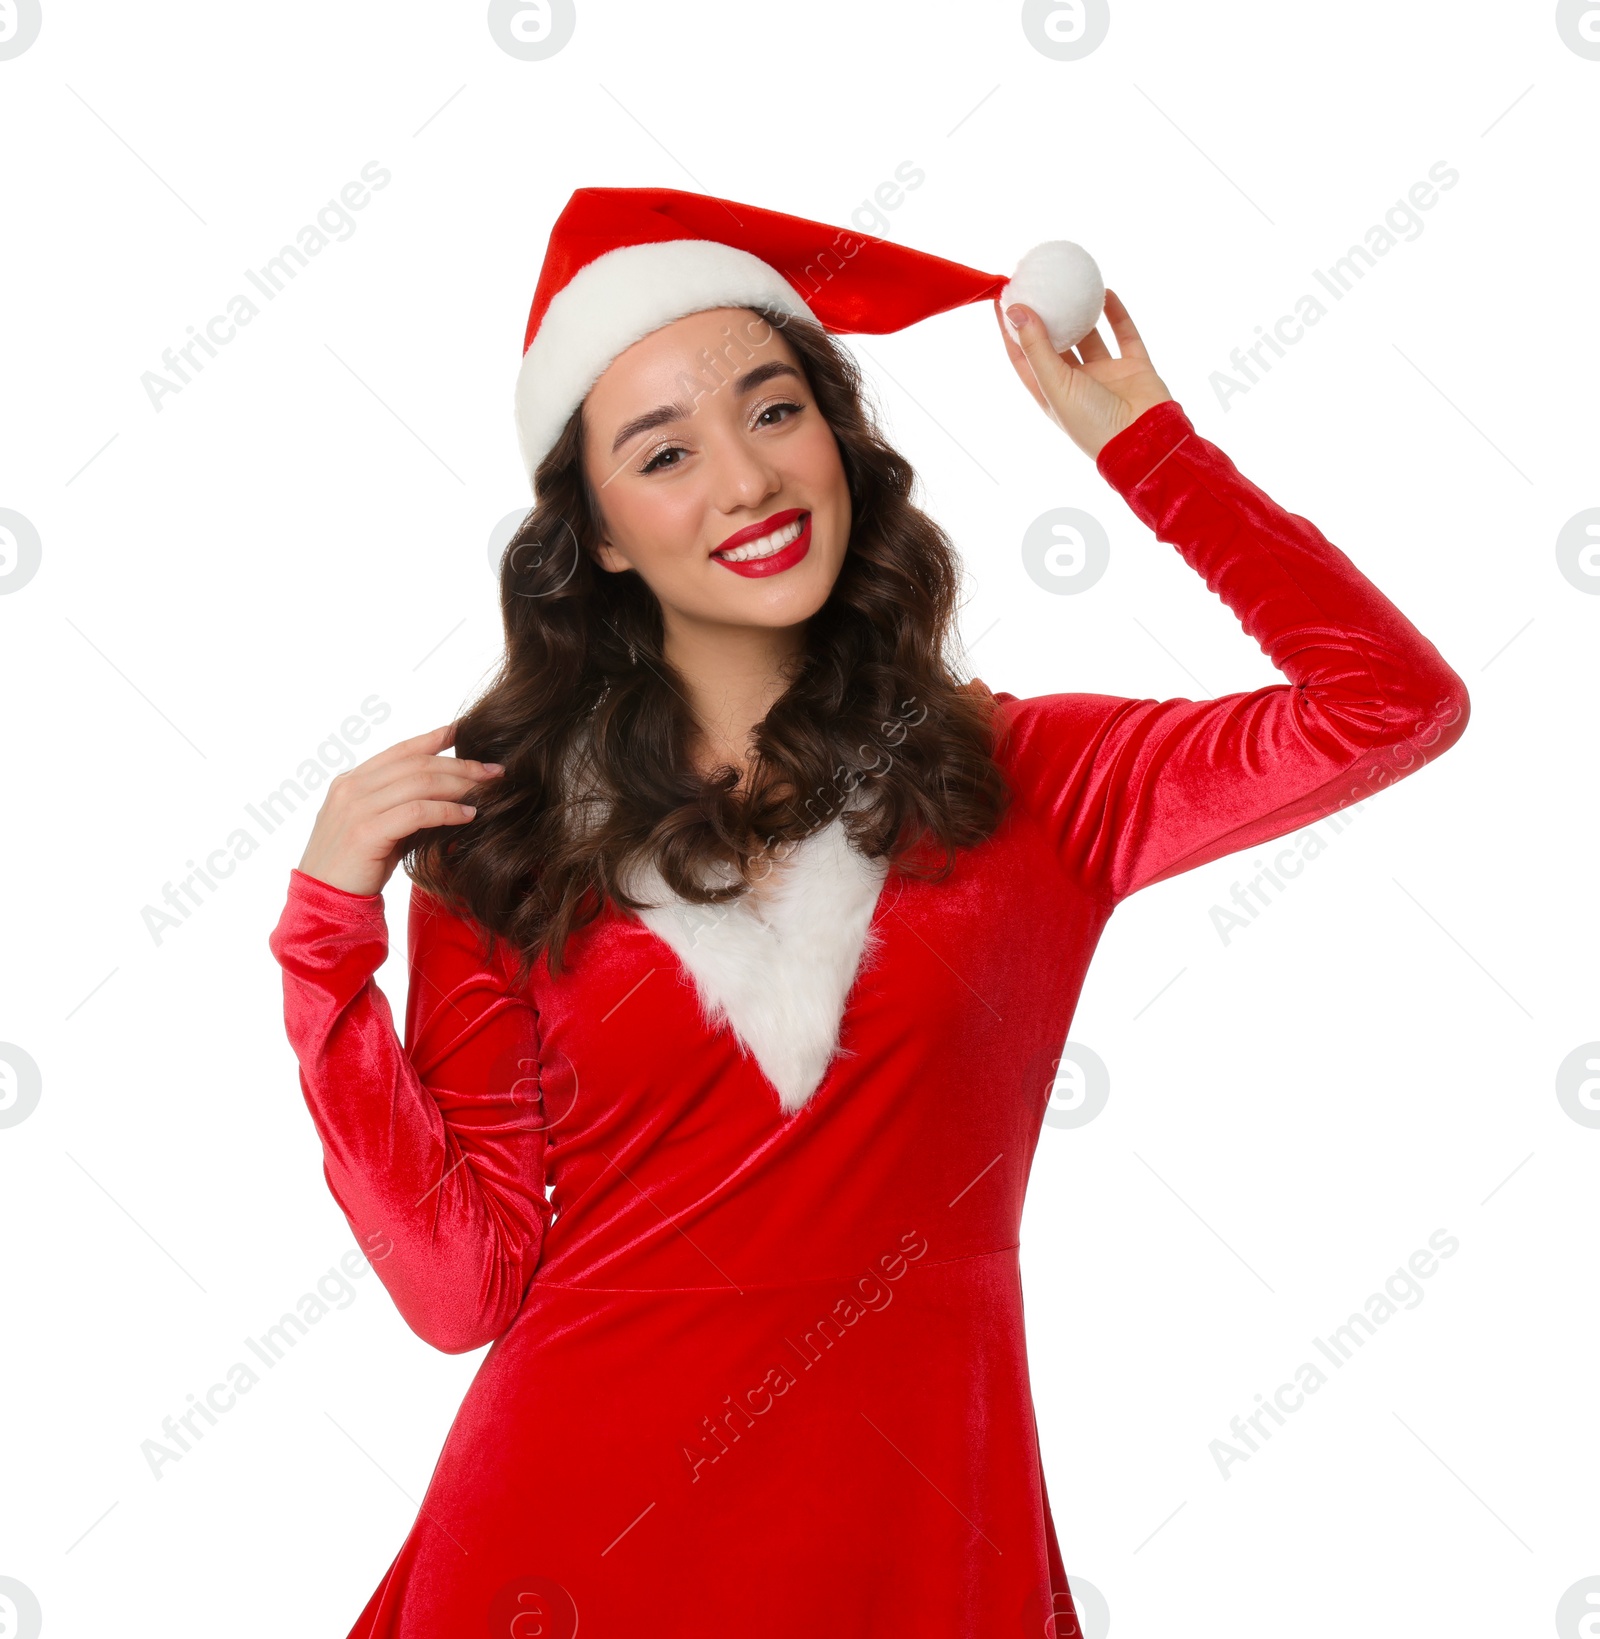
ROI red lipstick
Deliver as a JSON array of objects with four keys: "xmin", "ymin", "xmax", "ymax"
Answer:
[{"xmin": 711, "ymin": 508, "xmax": 811, "ymax": 579}]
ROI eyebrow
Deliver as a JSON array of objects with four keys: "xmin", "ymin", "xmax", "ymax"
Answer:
[{"xmin": 608, "ymin": 360, "xmax": 805, "ymax": 456}]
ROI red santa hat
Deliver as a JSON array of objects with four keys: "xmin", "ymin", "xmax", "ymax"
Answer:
[{"xmin": 513, "ymin": 185, "xmax": 1105, "ymax": 490}]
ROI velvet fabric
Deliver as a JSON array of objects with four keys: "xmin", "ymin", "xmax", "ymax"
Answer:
[{"xmin": 266, "ymin": 399, "xmax": 1470, "ymax": 1637}]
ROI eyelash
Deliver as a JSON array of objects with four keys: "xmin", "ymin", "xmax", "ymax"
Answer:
[{"xmin": 637, "ymin": 400, "xmax": 804, "ymax": 474}]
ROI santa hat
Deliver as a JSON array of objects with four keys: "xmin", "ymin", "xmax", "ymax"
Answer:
[{"xmin": 513, "ymin": 185, "xmax": 1104, "ymax": 491}]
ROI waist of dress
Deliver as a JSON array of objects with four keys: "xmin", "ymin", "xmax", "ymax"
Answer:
[
  {"xmin": 530, "ymin": 1240, "xmax": 1023, "ymax": 1296},
  {"xmin": 531, "ymin": 1239, "xmax": 1016, "ymax": 1291}
]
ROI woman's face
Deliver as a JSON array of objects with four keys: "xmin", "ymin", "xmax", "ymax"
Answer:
[{"xmin": 580, "ymin": 307, "xmax": 852, "ymax": 641}]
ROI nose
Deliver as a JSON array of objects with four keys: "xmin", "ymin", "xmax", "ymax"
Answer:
[{"xmin": 708, "ymin": 425, "xmax": 782, "ymax": 520}]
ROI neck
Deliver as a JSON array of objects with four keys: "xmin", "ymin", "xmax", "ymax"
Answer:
[{"xmin": 661, "ymin": 611, "xmax": 806, "ymax": 785}]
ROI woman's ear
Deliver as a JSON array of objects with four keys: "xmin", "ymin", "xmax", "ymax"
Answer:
[{"xmin": 594, "ymin": 538, "xmax": 633, "ymax": 574}]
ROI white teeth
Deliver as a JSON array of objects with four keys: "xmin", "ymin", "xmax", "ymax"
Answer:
[{"xmin": 715, "ymin": 516, "xmax": 805, "ymax": 563}]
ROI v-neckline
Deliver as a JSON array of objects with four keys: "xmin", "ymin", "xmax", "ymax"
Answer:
[{"xmin": 619, "ymin": 815, "xmax": 892, "ymax": 1116}]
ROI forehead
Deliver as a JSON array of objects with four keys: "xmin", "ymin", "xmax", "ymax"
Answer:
[{"xmin": 583, "ymin": 306, "xmax": 801, "ymax": 424}]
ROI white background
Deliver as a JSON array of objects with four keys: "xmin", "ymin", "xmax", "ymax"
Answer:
[{"xmin": 2, "ymin": 2, "xmax": 1595, "ymax": 1635}]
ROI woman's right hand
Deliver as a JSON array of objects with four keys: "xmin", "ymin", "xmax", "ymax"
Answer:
[
  {"xmin": 295, "ymin": 722, "xmax": 505, "ymax": 899},
  {"xmin": 996, "ymin": 287, "xmax": 1173, "ymax": 462}
]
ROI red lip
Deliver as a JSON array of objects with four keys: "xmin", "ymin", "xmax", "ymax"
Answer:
[
  {"xmin": 711, "ymin": 513, "xmax": 811, "ymax": 579},
  {"xmin": 712, "ymin": 507, "xmax": 807, "ymax": 557}
]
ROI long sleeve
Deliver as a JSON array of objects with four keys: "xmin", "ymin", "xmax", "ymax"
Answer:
[
  {"xmin": 266, "ymin": 869, "xmax": 551, "ymax": 1353},
  {"xmin": 993, "ymin": 398, "xmax": 1470, "ymax": 909}
]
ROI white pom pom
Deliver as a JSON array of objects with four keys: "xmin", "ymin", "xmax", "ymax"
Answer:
[{"xmin": 1000, "ymin": 241, "xmax": 1105, "ymax": 352}]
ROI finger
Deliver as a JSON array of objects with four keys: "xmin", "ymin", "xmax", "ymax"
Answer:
[
  {"xmin": 993, "ymin": 297, "xmax": 1035, "ymax": 373},
  {"xmin": 1074, "ymin": 322, "xmax": 1113, "ymax": 365},
  {"xmin": 344, "ymin": 737, "xmax": 499, "ymax": 803},
  {"xmin": 1004, "ymin": 299, "xmax": 1086, "ymax": 369},
  {"xmin": 366, "ymin": 797, "xmax": 484, "ymax": 845},
  {"xmin": 1102, "ymin": 288, "xmax": 1151, "ymax": 362},
  {"xmin": 359, "ymin": 722, "xmax": 458, "ymax": 777},
  {"xmin": 340, "ymin": 764, "xmax": 498, "ymax": 826},
  {"xmin": 993, "ymin": 300, "xmax": 1051, "ymax": 414},
  {"xmin": 1005, "ymin": 303, "xmax": 1070, "ymax": 392},
  {"xmin": 994, "ymin": 297, "xmax": 1086, "ymax": 374},
  {"xmin": 364, "ymin": 760, "xmax": 503, "ymax": 810}
]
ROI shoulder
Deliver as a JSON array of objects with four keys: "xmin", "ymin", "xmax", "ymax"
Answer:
[
  {"xmin": 967, "ymin": 679, "xmax": 1149, "ymax": 806},
  {"xmin": 967, "ymin": 677, "xmax": 1138, "ymax": 745}
]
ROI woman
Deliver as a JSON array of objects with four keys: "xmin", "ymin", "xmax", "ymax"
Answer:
[{"xmin": 268, "ymin": 189, "xmax": 1469, "ymax": 1637}]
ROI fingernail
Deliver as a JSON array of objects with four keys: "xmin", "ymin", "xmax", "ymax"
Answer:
[
  {"xmin": 1007, "ymin": 304, "xmax": 1029, "ymax": 328},
  {"xmin": 483, "ymin": 763, "xmax": 505, "ymax": 774}
]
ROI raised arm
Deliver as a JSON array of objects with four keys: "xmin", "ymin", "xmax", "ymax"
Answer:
[
  {"xmin": 993, "ymin": 398, "xmax": 1469, "ymax": 906},
  {"xmin": 989, "ymin": 291, "xmax": 1469, "ymax": 908},
  {"xmin": 267, "ymin": 869, "xmax": 551, "ymax": 1353}
]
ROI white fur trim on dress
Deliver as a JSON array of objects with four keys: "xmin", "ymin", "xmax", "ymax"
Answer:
[
  {"xmin": 620, "ymin": 815, "xmax": 890, "ymax": 1117},
  {"xmin": 513, "ymin": 239, "xmax": 820, "ymax": 488}
]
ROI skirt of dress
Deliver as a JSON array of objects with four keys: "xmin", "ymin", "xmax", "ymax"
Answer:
[{"xmin": 345, "ymin": 1246, "xmax": 1079, "ymax": 1636}]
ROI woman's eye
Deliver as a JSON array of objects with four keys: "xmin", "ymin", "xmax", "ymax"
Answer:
[{"xmin": 638, "ymin": 403, "xmax": 802, "ymax": 473}]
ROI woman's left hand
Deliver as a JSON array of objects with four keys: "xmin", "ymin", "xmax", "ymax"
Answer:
[{"xmin": 996, "ymin": 287, "xmax": 1174, "ymax": 461}]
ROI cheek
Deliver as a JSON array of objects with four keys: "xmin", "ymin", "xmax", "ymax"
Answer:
[
  {"xmin": 792, "ymin": 426, "xmax": 850, "ymax": 509},
  {"xmin": 609, "ymin": 486, "xmax": 702, "ymax": 567}
]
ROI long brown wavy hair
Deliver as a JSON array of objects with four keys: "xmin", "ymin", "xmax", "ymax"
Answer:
[{"xmin": 407, "ymin": 305, "xmax": 1012, "ymax": 984}]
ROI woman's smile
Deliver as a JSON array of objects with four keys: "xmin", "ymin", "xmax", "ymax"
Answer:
[{"xmin": 711, "ymin": 509, "xmax": 811, "ymax": 577}]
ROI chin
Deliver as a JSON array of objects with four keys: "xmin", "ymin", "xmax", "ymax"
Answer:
[
  {"xmin": 712, "ymin": 592, "xmax": 829, "ymax": 631},
  {"xmin": 731, "ymin": 563, "xmax": 840, "ymax": 619}
]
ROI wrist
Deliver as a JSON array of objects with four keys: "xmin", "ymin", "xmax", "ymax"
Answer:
[
  {"xmin": 1086, "ymin": 403, "xmax": 1139, "ymax": 462},
  {"xmin": 289, "ymin": 866, "xmax": 385, "ymax": 906},
  {"xmin": 1094, "ymin": 398, "xmax": 1192, "ymax": 492},
  {"xmin": 270, "ymin": 870, "xmax": 389, "ymax": 983}
]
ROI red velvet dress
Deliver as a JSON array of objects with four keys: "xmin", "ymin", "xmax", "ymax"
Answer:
[{"xmin": 267, "ymin": 400, "xmax": 1469, "ymax": 1637}]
